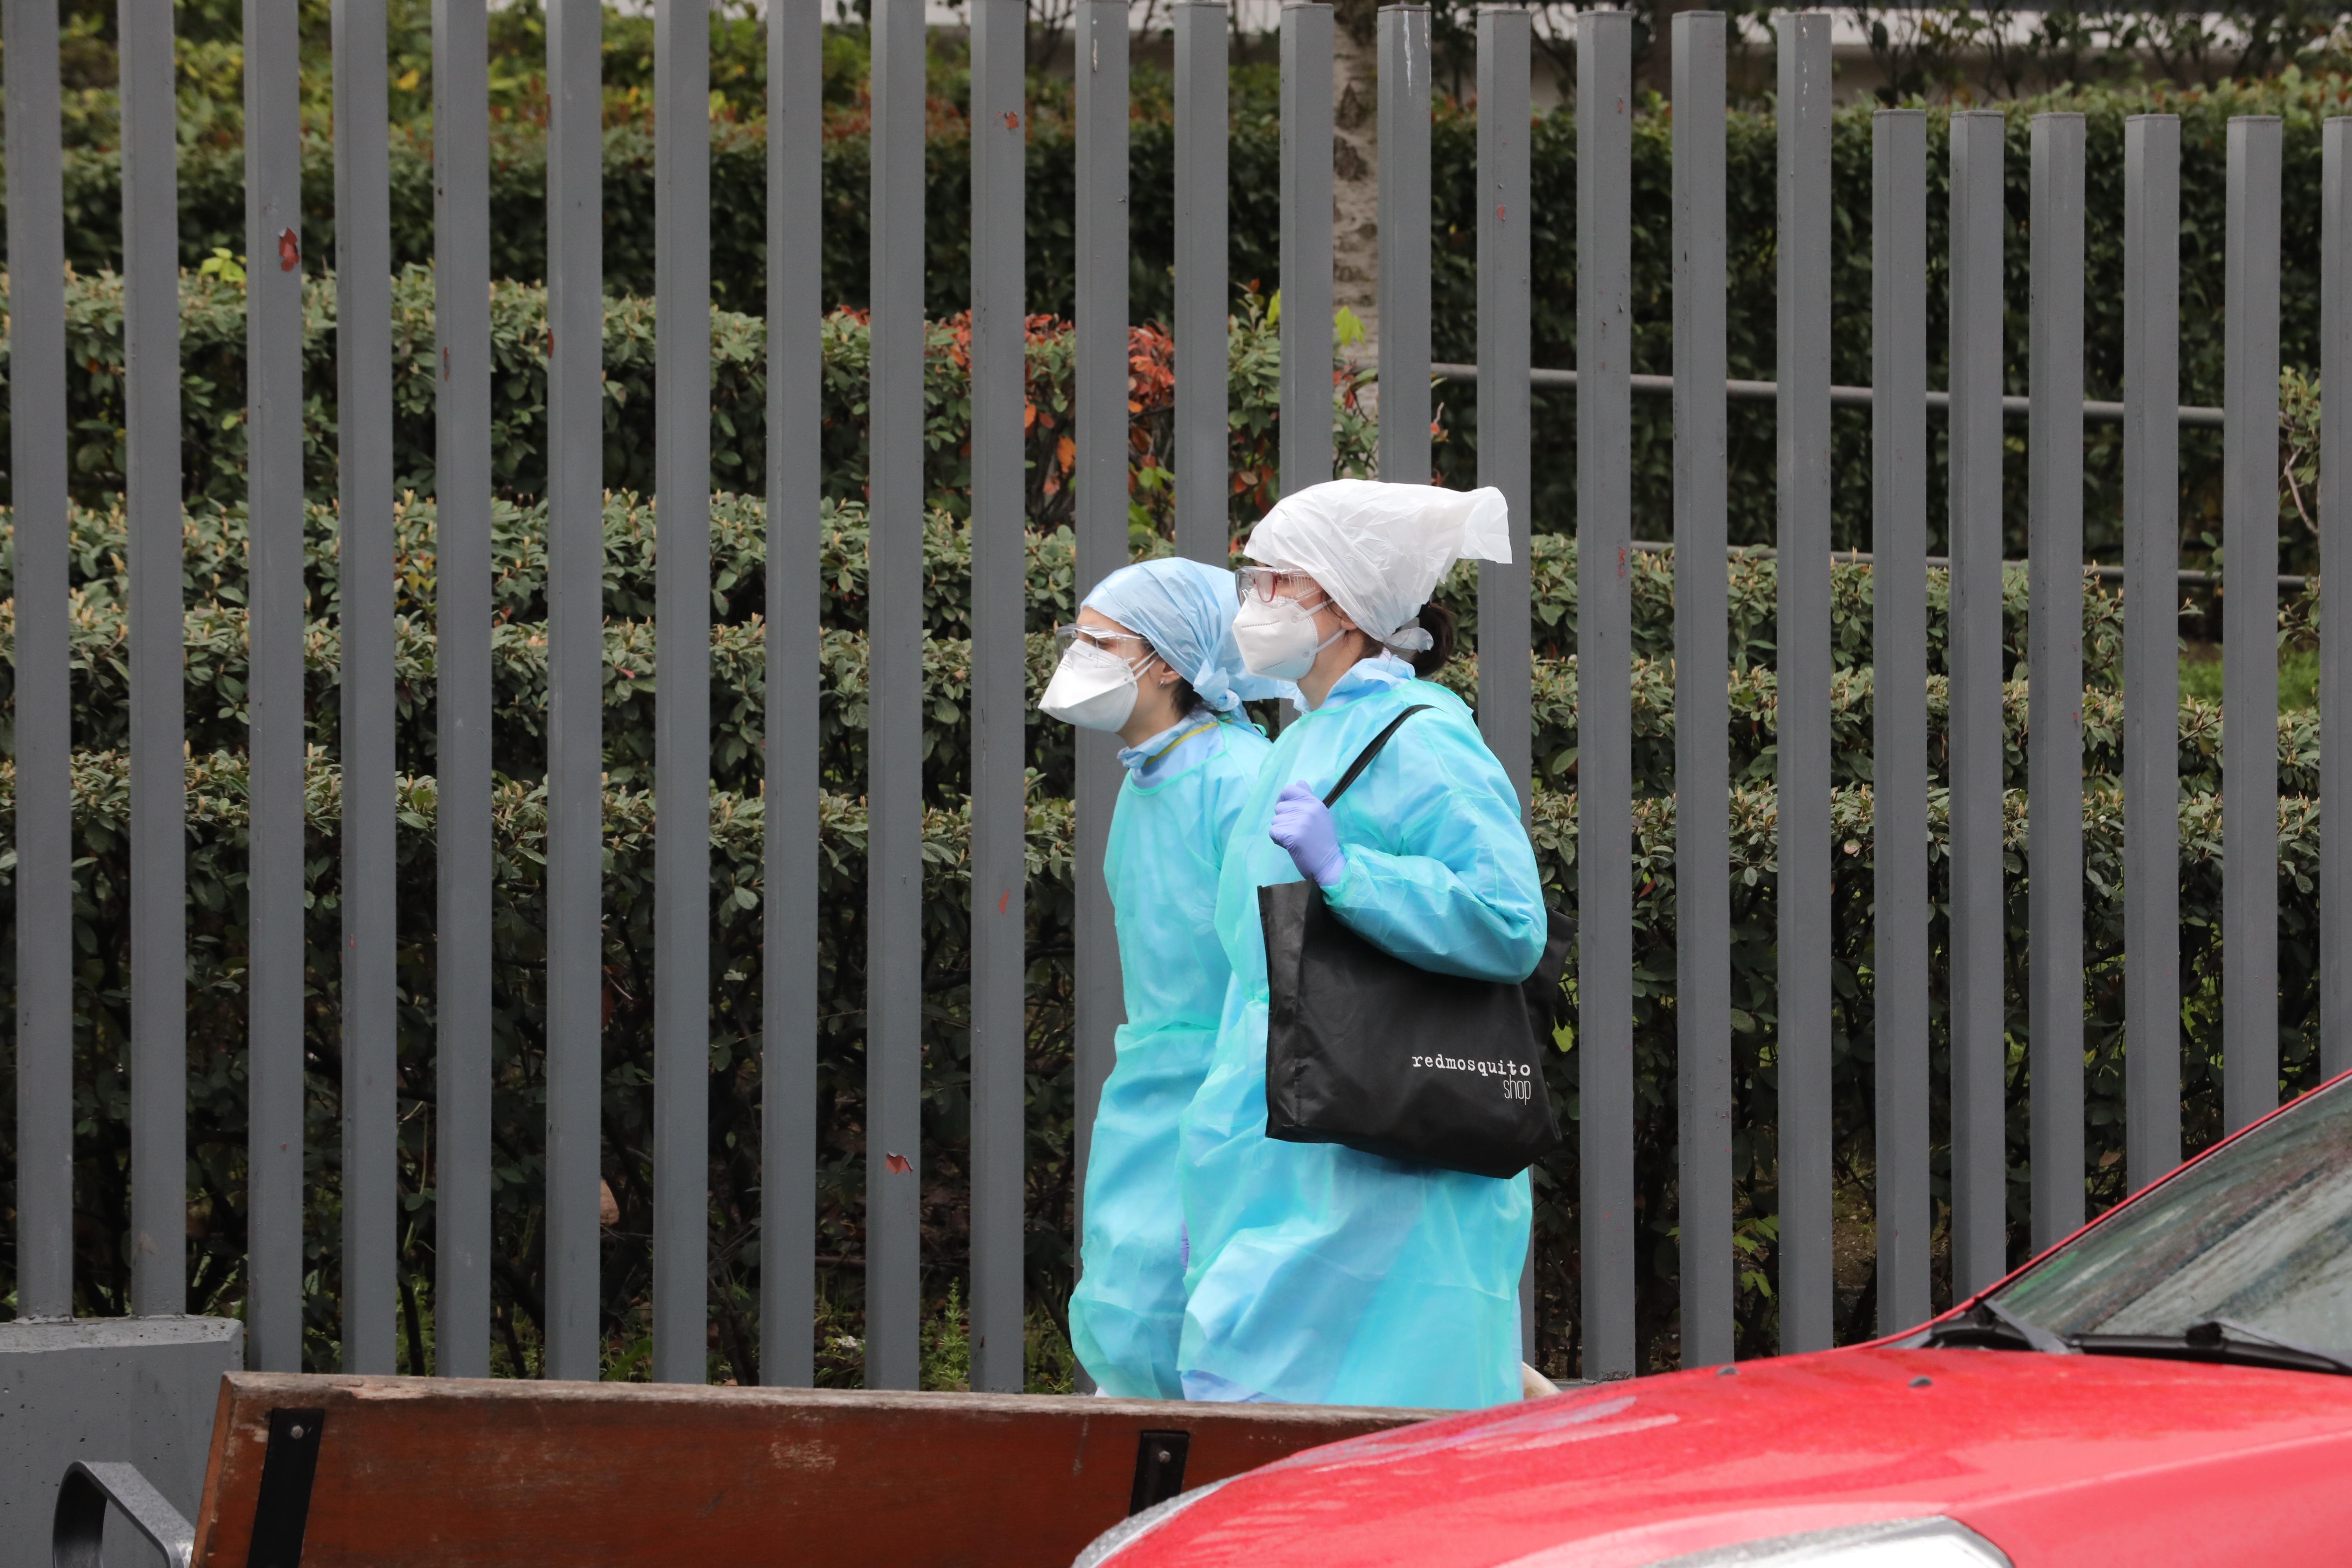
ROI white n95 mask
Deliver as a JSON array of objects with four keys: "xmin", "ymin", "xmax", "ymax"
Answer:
[
  {"xmin": 1040, "ymin": 642, "xmax": 1143, "ymax": 731},
  {"xmin": 1232, "ymin": 594, "xmax": 1343, "ymax": 681}
]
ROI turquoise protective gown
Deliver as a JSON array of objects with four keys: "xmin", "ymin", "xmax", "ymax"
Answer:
[
  {"xmin": 1178, "ymin": 656, "xmax": 1547, "ymax": 1409},
  {"xmin": 1068, "ymin": 712, "xmax": 1274, "ymax": 1397}
]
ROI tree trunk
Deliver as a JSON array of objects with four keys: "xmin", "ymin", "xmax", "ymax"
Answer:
[{"xmin": 1330, "ymin": 0, "xmax": 1380, "ymax": 359}]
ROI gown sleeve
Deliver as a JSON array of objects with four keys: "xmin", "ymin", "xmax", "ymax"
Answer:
[{"xmin": 1319, "ymin": 702, "xmax": 1548, "ymax": 983}]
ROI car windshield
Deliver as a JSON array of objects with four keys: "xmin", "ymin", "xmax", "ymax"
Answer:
[{"xmin": 1995, "ymin": 1076, "xmax": 2352, "ymax": 1359}]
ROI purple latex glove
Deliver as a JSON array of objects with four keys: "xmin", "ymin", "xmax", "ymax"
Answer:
[{"xmin": 1269, "ymin": 781, "xmax": 1348, "ymax": 888}]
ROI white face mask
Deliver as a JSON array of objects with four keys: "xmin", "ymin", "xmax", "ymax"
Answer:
[
  {"xmin": 1232, "ymin": 594, "xmax": 1345, "ymax": 681},
  {"xmin": 1040, "ymin": 641, "xmax": 1144, "ymax": 731}
]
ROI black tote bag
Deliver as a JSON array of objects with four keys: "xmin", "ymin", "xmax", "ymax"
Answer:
[{"xmin": 1260, "ymin": 706, "xmax": 1571, "ymax": 1180}]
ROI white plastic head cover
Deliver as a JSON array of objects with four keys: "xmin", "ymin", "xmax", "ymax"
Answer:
[
  {"xmin": 1240, "ymin": 480, "xmax": 1512, "ymax": 652},
  {"xmin": 1080, "ymin": 557, "xmax": 1290, "ymax": 714}
]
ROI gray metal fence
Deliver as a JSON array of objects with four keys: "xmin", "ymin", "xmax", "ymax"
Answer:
[{"xmin": 3, "ymin": 1, "xmax": 2338, "ymax": 1390}]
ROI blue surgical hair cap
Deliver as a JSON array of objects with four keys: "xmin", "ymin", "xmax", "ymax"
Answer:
[{"xmin": 1080, "ymin": 557, "xmax": 1289, "ymax": 715}]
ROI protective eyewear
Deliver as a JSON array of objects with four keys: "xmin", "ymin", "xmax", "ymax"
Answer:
[
  {"xmin": 1235, "ymin": 566, "xmax": 1325, "ymax": 607},
  {"xmin": 1052, "ymin": 624, "xmax": 1155, "ymax": 657}
]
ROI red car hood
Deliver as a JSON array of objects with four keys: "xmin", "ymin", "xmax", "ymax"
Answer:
[{"xmin": 1116, "ymin": 1347, "xmax": 2352, "ymax": 1567}]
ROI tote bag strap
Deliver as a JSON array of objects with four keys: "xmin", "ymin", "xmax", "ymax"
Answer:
[{"xmin": 1320, "ymin": 705, "xmax": 1435, "ymax": 808}]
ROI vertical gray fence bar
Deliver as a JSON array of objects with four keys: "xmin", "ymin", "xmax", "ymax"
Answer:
[
  {"xmin": 1475, "ymin": 6, "xmax": 1535, "ymax": 1358},
  {"xmin": 1948, "ymin": 109, "xmax": 2007, "ymax": 1295},
  {"xmin": 1174, "ymin": 0, "xmax": 1228, "ymax": 566},
  {"xmin": 1071, "ymin": 0, "xmax": 1130, "ymax": 1362},
  {"xmin": 1574, "ymin": 7, "xmax": 1633, "ymax": 1380},
  {"xmin": 1377, "ymin": 4, "xmax": 1429, "ymax": 484},
  {"xmin": 866, "ymin": 0, "xmax": 926, "ymax": 1391},
  {"xmin": 333, "ymin": 0, "xmax": 397, "ymax": 1372},
  {"xmin": 761, "ymin": 0, "xmax": 820, "ymax": 1391},
  {"xmin": 2122, "ymin": 115, "xmax": 2181, "ymax": 1189},
  {"xmin": 433, "ymin": 0, "xmax": 493, "ymax": 1379},
  {"xmin": 2027, "ymin": 113, "xmax": 2086, "ymax": 1252},
  {"xmin": 1279, "ymin": 1, "xmax": 1334, "ymax": 493},
  {"xmin": 2222, "ymin": 116, "xmax": 2281, "ymax": 1136},
  {"xmin": 2325, "ymin": 119, "xmax": 2352, "ymax": 1084},
  {"xmin": 653, "ymin": 0, "xmax": 713, "ymax": 1386},
  {"xmin": 244, "ymin": 0, "xmax": 305, "ymax": 1370},
  {"xmin": 121, "ymin": 0, "xmax": 187, "ymax": 1320},
  {"xmin": 6, "ymin": 0, "xmax": 72, "ymax": 1321},
  {"xmin": 967, "ymin": 0, "xmax": 1028, "ymax": 1395},
  {"xmin": 542, "ymin": 0, "xmax": 604, "ymax": 1384},
  {"xmin": 1871, "ymin": 107, "xmax": 1932, "ymax": 1335},
  {"xmin": 1774, "ymin": 11, "xmax": 1833, "ymax": 1354},
  {"xmin": 1671, "ymin": 10, "xmax": 1731, "ymax": 1368},
  {"xmin": 1475, "ymin": 5, "xmax": 1531, "ymax": 812}
]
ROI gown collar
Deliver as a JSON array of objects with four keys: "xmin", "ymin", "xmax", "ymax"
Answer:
[
  {"xmin": 1119, "ymin": 709, "xmax": 1222, "ymax": 785},
  {"xmin": 1310, "ymin": 653, "xmax": 1417, "ymax": 712}
]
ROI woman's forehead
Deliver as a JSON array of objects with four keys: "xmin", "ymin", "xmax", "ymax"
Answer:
[{"xmin": 1075, "ymin": 605, "xmax": 1138, "ymax": 637}]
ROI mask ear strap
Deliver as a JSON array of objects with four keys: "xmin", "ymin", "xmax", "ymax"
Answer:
[{"xmin": 1307, "ymin": 590, "xmax": 1369, "ymax": 643}]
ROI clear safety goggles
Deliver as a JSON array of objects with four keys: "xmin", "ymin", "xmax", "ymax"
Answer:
[
  {"xmin": 1234, "ymin": 566, "xmax": 1326, "ymax": 607},
  {"xmin": 1052, "ymin": 624, "xmax": 1155, "ymax": 659}
]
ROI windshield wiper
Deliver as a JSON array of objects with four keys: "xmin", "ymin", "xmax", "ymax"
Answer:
[
  {"xmin": 1917, "ymin": 1294, "xmax": 2075, "ymax": 1355},
  {"xmin": 2072, "ymin": 1317, "xmax": 2352, "ymax": 1377}
]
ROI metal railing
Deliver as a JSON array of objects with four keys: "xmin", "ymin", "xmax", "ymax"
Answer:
[
  {"xmin": 5, "ymin": 0, "xmax": 2344, "ymax": 1391},
  {"xmin": 1424, "ymin": 361, "xmax": 2232, "ymax": 427}
]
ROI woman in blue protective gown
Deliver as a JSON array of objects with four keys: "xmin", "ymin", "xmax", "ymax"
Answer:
[
  {"xmin": 1179, "ymin": 479, "xmax": 1546, "ymax": 1410},
  {"xmin": 1041, "ymin": 556, "xmax": 1281, "ymax": 1398}
]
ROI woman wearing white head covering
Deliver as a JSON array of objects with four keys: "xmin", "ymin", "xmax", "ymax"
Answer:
[{"xmin": 1178, "ymin": 480, "xmax": 1548, "ymax": 1409}]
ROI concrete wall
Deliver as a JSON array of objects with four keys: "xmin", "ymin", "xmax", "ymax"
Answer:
[{"xmin": 0, "ymin": 1317, "xmax": 243, "ymax": 1568}]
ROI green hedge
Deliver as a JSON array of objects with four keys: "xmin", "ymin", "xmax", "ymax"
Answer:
[
  {"xmin": 1525, "ymin": 775, "xmax": 2325, "ymax": 1363},
  {"xmin": 0, "ymin": 494, "xmax": 2313, "ymax": 807},
  {"xmin": 14, "ymin": 75, "xmax": 2351, "ymax": 564},
  {"xmin": 0, "ymin": 486, "xmax": 2328, "ymax": 1372},
  {"xmin": 9, "ymin": 29, "xmax": 2342, "ymax": 1375},
  {"xmin": 0, "ymin": 736, "xmax": 2319, "ymax": 1373},
  {"xmin": 0, "ymin": 272, "xmax": 1375, "ymax": 534},
  {"xmin": 0, "ymin": 743, "xmax": 1086, "ymax": 1375},
  {"xmin": 7, "ymin": 265, "xmax": 779, "ymax": 511}
]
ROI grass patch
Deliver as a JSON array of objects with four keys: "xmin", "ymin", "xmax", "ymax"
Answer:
[{"xmin": 2178, "ymin": 642, "xmax": 2317, "ymax": 711}]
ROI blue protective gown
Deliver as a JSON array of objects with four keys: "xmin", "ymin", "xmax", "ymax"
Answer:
[
  {"xmin": 1068, "ymin": 711, "xmax": 1274, "ymax": 1397},
  {"xmin": 1178, "ymin": 656, "xmax": 1547, "ymax": 1409}
]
